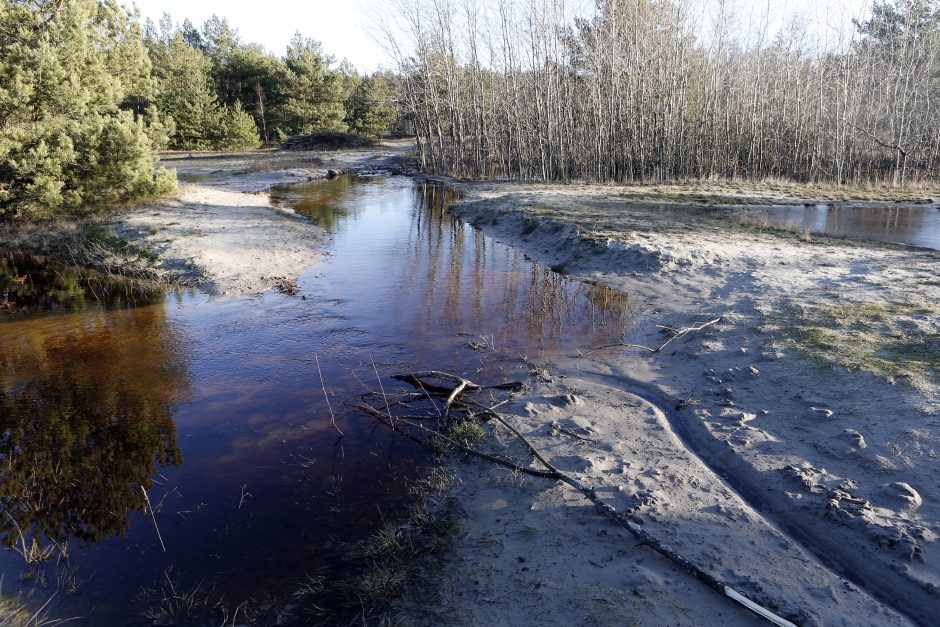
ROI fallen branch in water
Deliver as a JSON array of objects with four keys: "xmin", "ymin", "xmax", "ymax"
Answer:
[
  {"xmin": 389, "ymin": 370, "xmax": 480, "ymax": 428},
  {"xmin": 579, "ymin": 317, "xmax": 721, "ymax": 357},
  {"xmin": 366, "ymin": 367, "xmax": 796, "ymax": 627}
]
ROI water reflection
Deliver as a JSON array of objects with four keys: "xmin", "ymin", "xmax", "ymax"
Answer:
[
  {"xmin": 0, "ymin": 175, "xmax": 633, "ymax": 623},
  {"xmin": 271, "ymin": 175, "xmax": 358, "ymax": 231},
  {"xmin": 405, "ymin": 183, "xmax": 633, "ymax": 351},
  {"xmin": 293, "ymin": 176, "xmax": 635, "ymax": 358},
  {"xmin": 0, "ymin": 250, "xmax": 164, "ymax": 316},
  {"xmin": 730, "ymin": 203, "xmax": 940, "ymax": 250},
  {"xmin": 0, "ymin": 305, "xmax": 187, "ymax": 550}
]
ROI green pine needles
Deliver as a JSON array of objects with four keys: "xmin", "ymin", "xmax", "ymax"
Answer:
[{"xmin": 0, "ymin": 0, "xmax": 176, "ymax": 220}]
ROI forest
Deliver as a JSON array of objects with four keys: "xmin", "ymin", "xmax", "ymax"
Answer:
[
  {"xmin": 0, "ymin": 0, "xmax": 396, "ymax": 219},
  {"xmin": 3, "ymin": 0, "xmax": 940, "ymax": 221},
  {"xmin": 388, "ymin": 0, "xmax": 940, "ymax": 185}
]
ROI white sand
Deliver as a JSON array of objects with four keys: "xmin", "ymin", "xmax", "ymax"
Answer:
[{"xmin": 118, "ymin": 185, "xmax": 326, "ymax": 296}]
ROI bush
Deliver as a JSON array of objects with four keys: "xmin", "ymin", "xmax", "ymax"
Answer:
[
  {"xmin": 213, "ymin": 102, "xmax": 261, "ymax": 150},
  {"xmin": 72, "ymin": 111, "xmax": 176, "ymax": 210}
]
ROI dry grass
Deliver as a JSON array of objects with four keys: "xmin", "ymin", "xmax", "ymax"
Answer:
[
  {"xmin": 607, "ymin": 177, "xmax": 940, "ymax": 204},
  {"xmin": 263, "ymin": 465, "xmax": 461, "ymax": 625},
  {"xmin": 346, "ymin": 467, "xmax": 460, "ymax": 623},
  {"xmin": 448, "ymin": 420, "xmax": 487, "ymax": 446},
  {"xmin": 0, "ymin": 216, "xmax": 195, "ymax": 293},
  {"xmin": 0, "ymin": 590, "xmax": 74, "ymax": 627},
  {"xmin": 731, "ymin": 213, "xmax": 814, "ymax": 241},
  {"xmin": 136, "ymin": 571, "xmax": 218, "ymax": 626}
]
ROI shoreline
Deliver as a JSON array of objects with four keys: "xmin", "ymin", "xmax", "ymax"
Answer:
[
  {"xmin": 396, "ymin": 182, "xmax": 937, "ymax": 625},
  {"xmin": 4, "ymin": 148, "xmax": 938, "ymax": 624}
]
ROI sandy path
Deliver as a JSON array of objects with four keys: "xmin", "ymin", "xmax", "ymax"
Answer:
[{"xmin": 397, "ymin": 187, "xmax": 940, "ymax": 625}]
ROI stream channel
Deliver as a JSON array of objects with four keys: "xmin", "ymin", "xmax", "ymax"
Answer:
[
  {"xmin": 0, "ymin": 172, "xmax": 633, "ymax": 624},
  {"xmin": 729, "ymin": 202, "xmax": 940, "ymax": 250}
]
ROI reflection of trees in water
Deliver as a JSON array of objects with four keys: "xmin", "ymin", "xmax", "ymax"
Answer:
[
  {"xmin": 0, "ymin": 305, "xmax": 188, "ymax": 550},
  {"xmin": 271, "ymin": 175, "xmax": 356, "ymax": 231},
  {"xmin": 824, "ymin": 205, "xmax": 930, "ymax": 238},
  {"xmin": 0, "ymin": 250, "xmax": 164, "ymax": 315},
  {"xmin": 409, "ymin": 183, "xmax": 633, "ymax": 347}
]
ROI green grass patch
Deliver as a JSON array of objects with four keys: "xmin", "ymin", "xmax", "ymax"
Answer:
[{"xmin": 766, "ymin": 299, "xmax": 940, "ymax": 387}]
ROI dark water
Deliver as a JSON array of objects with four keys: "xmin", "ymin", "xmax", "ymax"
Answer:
[
  {"xmin": 0, "ymin": 175, "xmax": 632, "ymax": 624},
  {"xmin": 730, "ymin": 202, "xmax": 940, "ymax": 250},
  {"xmin": 1, "ymin": 250, "xmax": 165, "ymax": 314}
]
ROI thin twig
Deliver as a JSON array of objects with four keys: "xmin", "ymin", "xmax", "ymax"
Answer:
[
  {"xmin": 370, "ymin": 353, "xmax": 393, "ymax": 427},
  {"xmin": 316, "ymin": 354, "xmax": 343, "ymax": 436},
  {"xmin": 442, "ymin": 379, "xmax": 469, "ymax": 428},
  {"xmin": 580, "ymin": 317, "xmax": 721, "ymax": 357},
  {"xmin": 361, "ymin": 402, "xmax": 556, "ymax": 479},
  {"xmin": 140, "ymin": 485, "xmax": 167, "ymax": 553}
]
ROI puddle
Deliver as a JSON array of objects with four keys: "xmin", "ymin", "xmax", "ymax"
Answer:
[
  {"xmin": 0, "ymin": 174, "xmax": 632, "ymax": 624},
  {"xmin": 729, "ymin": 202, "xmax": 940, "ymax": 250}
]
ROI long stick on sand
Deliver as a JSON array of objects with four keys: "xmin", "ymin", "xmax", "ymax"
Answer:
[{"xmin": 480, "ymin": 406, "xmax": 796, "ymax": 627}]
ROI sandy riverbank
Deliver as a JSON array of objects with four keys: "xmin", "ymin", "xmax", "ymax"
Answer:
[
  {"xmin": 117, "ymin": 185, "xmax": 325, "ymax": 296},
  {"xmin": 393, "ymin": 185, "xmax": 939, "ymax": 625},
  {"xmin": 115, "ymin": 143, "xmax": 413, "ymax": 296},
  {"xmin": 85, "ymin": 148, "xmax": 940, "ymax": 623}
]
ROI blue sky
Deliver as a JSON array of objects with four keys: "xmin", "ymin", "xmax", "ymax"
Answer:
[{"xmin": 128, "ymin": 0, "xmax": 873, "ymax": 72}]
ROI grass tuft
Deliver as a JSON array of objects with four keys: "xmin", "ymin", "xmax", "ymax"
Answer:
[{"xmin": 448, "ymin": 419, "xmax": 487, "ymax": 446}]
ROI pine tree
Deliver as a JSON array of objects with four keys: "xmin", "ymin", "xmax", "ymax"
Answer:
[
  {"xmin": 0, "ymin": 0, "xmax": 174, "ymax": 219},
  {"xmin": 148, "ymin": 20, "xmax": 262, "ymax": 150},
  {"xmin": 277, "ymin": 34, "xmax": 348, "ymax": 136},
  {"xmin": 345, "ymin": 76, "xmax": 396, "ymax": 139},
  {"xmin": 149, "ymin": 32, "xmax": 224, "ymax": 150},
  {"xmin": 213, "ymin": 102, "xmax": 262, "ymax": 150}
]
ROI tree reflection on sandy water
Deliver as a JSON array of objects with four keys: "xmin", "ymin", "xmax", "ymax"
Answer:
[{"xmin": 1, "ymin": 250, "xmax": 165, "ymax": 316}]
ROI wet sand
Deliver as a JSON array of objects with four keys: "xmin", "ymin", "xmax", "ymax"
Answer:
[{"xmin": 410, "ymin": 185, "xmax": 939, "ymax": 626}]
